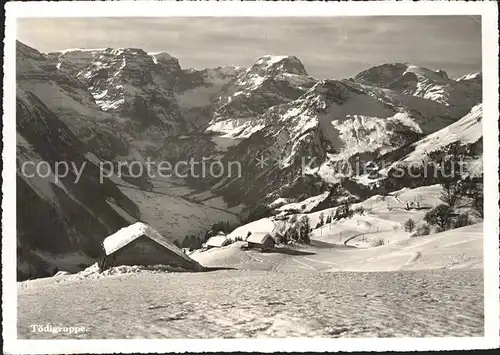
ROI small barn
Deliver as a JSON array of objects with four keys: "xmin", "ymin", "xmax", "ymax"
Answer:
[
  {"xmin": 246, "ymin": 233, "xmax": 275, "ymax": 250},
  {"xmin": 99, "ymin": 222, "xmax": 203, "ymax": 271},
  {"xmin": 204, "ymin": 235, "xmax": 231, "ymax": 249}
]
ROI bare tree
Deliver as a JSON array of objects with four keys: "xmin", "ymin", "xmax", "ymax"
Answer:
[{"xmin": 439, "ymin": 181, "xmax": 464, "ymax": 209}]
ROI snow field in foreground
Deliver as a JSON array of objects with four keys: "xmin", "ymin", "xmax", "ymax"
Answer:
[{"xmin": 18, "ymin": 269, "xmax": 483, "ymax": 339}]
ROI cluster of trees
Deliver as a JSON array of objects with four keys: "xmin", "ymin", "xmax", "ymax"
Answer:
[
  {"xmin": 283, "ymin": 215, "xmax": 311, "ymax": 244},
  {"xmin": 333, "ymin": 201, "xmax": 353, "ymax": 221},
  {"xmin": 405, "ymin": 178, "xmax": 482, "ymax": 235},
  {"xmin": 315, "ymin": 212, "xmax": 325, "ymax": 229},
  {"xmin": 425, "ymin": 179, "xmax": 482, "ymax": 231},
  {"xmin": 245, "ymin": 204, "xmax": 273, "ymax": 224},
  {"xmin": 173, "ymin": 220, "xmax": 237, "ymax": 251},
  {"xmin": 311, "ymin": 202, "xmax": 365, "ymax": 230}
]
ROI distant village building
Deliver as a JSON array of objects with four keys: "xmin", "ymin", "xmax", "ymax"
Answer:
[
  {"xmin": 245, "ymin": 233, "xmax": 276, "ymax": 250},
  {"xmin": 99, "ymin": 222, "xmax": 203, "ymax": 271}
]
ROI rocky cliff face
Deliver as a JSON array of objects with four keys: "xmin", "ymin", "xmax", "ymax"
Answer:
[
  {"xmin": 16, "ymin": 87, "xmax": 141, "ymax": 280},
  {"xmin": 175, "ymin": 66, "xmax": 244, "ymax": 129},
  {"xmin": 206, "ymin": 55, "xmax": 317, "ymax": 137},
  {"xmin": 18, "ymin": 42, "xmax": 131, "ymax": 162},
  {"xmin": 49, "ymin": 47, "xmax": 188, "ymax": 153}
]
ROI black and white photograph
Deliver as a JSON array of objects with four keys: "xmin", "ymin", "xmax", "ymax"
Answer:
[{"xmin": 3, "ymin": 1, "xmax": 499, "ymax": 353}]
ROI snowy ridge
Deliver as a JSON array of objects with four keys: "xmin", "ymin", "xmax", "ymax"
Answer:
[
  {"xmin": 353, "ymin": 63, "xmax": 481, "ymax": 113},
  {"xmin": 408, "ymin": 104, "xmax": 481, "ymax": 159},
  {"xmin": 277, "ymin": 192, "xmax": 331, "ymax": 213},
  {"xmin": 58, "ymin": 48, "xmax": 108, "ymax": 54},
  {"xmin": 388, "ymin": 103, "xmax": 482, "ymax": 169}
]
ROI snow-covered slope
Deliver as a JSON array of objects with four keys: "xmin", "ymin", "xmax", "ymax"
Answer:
[
  {"xmin": 397, "ymin": 104, "xmax": 482, "ymax": 164},
  {"xmin": 381, "ymin": 103, "xmax": 483, "ymax": 182}
]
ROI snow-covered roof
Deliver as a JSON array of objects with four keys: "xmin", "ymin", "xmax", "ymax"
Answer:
[
  {"xmin": 246, "ymin": 232, "xmax": 274, "ymax": 245},
  {"xmin": 102, "ymin": 222, "xmax": 196, "ymax": 265},
  {"xmin": 205, "ymin": 235, "xmax": 230, "ymax": 248}
]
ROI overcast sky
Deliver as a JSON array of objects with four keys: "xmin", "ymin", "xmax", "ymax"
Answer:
[{"xmin": 17, "ymin": 16, "xmax": 482, "ymax": 79}]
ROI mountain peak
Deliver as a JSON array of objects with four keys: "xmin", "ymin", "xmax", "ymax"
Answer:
[
  {"xmin": 354, "ymin": 62, "xmax": 452, "ymax": 88},
  {"xmin": 456, "ymin": 72, "xmax": 482, "ymax": 82},
  {"xmin": 248, "ymin": 55, "xmax": 309, "ymax": 77}
]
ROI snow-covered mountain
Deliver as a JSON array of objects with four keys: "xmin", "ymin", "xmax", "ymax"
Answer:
[
  {"xmin": 17, "ymin": 42, "xmax": 132, "ymax": 162},
  {"xmin": 16, "ymin": 41, "xmax": 483, "ymax": 278},
  {"xmin": 353, "ymin": 63, "xmax": 481, "ymax": 117},
  {"xmin": 206, "ymin": 66, "xmax": 481, "ymax": 209},
  {"xmin": 206, "ymin": 55, "xmax": 317, "ymax": 137},
  {"xmin": 43, "ymin": 46, "xmax": 482, "ymax": 212},
  {"xmin": 49, "ymin": 47, "xmax": 189, "ymax": 152}
]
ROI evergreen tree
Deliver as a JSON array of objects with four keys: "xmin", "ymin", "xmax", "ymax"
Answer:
[
  {"xmin": 299, "ymin": 215, "xmax": 311, "ymax": 244},
  {"xmin": 403, "ymin": 218, "xmax": 416, "ymax": 233}
]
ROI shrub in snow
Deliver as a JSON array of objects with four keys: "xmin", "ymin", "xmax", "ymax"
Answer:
[
  {"xmin": 353, "ymin": 206, "xmax": 365, "ymax": 215},
  {"xmin": 434, "ymin": 226, "xmax": 446, "ymax": 233},
  {"xmin": 424, "ymin": 204, "xmax": 453, "ymax": 230},
  {"xmin": 467, "ymin": 183, "xmax": 484, "ymax": 219},
  {"xmin": 371, "ymin": 238, "xmax": 385, "ymax": 247},
  {"xmin": 412, "ymin": 223, "xmax": 431, "ymax": 237},
  {"xmin": 452, "ymin": 212, "xmax": 473, "ymax": 228},
  {"xmin": 318, "ymin": 212, "xmax": 325, "ymax": 226},
  {"xmin": 334, "ymin": 201, "xmax": 352, "ymax": 220}
]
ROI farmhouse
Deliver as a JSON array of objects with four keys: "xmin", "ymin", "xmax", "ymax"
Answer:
[
  {"xmin": 204, "ymin": 235, "xmax": 231, "ymax": 249},
  {"xmin": 246, "ymin": 233, "xmax": 276, "ymax": 250},
  {"xmin": 99, "ymin": 222, "xmax": 203, "ymax": 271}
]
